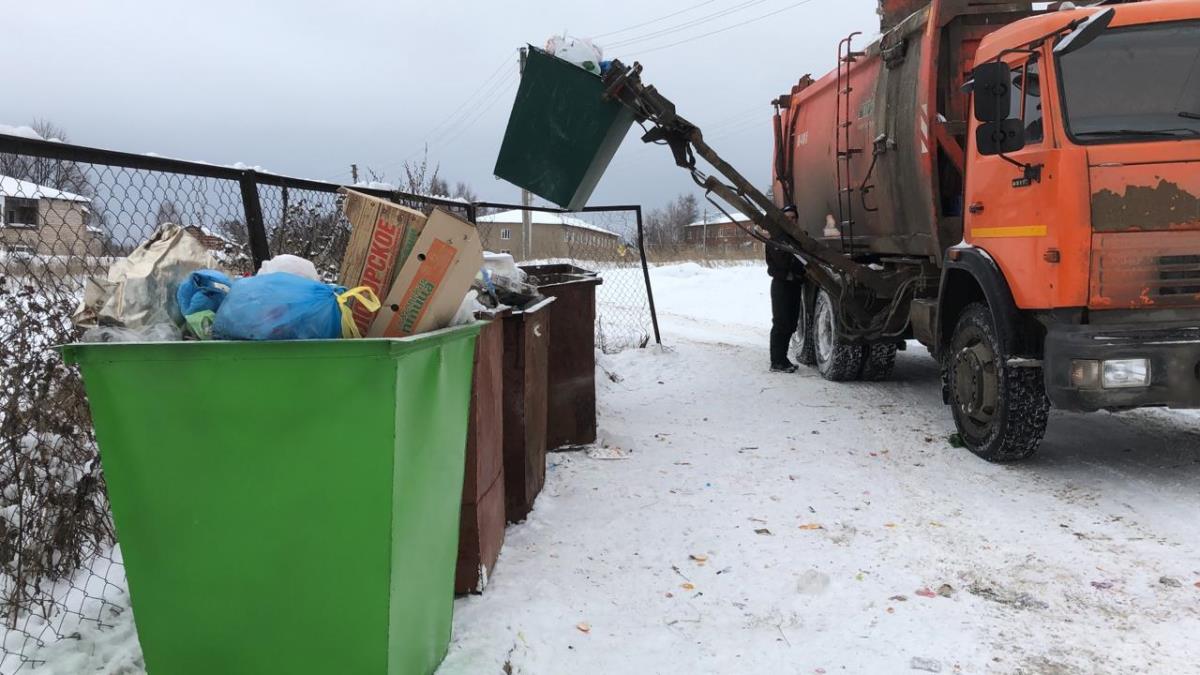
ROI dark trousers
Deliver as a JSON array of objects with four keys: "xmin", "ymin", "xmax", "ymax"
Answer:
[{"xmin": 770, "ymin": 277, "xmax": 804, "ymax": 365}]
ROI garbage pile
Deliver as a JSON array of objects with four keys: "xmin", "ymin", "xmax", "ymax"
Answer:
[{"xmin": 73, "ymin": 189, "xmax": 542, "ymax": 342}]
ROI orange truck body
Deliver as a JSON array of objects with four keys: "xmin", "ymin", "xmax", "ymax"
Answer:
[{"xmin": 773, "ymin": 0, "xmax": 1200, "ymax": 414}]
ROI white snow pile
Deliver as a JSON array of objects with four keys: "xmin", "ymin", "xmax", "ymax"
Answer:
[
  {"xmin": 17, "ymin": 262, "xmax": 1200, "ymax": 674},
  {"xmin": 0, "ymin": 124, "xmax": 48, "ymax": 141}
]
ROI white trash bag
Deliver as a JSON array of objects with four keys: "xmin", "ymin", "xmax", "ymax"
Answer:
[
  {"xmin": 545, "ymin": 34, "xmax": 604, "ymax": 75},
  {"xmin": 258, "ymin": 253, "xmax": 320, "ymax": 281}
]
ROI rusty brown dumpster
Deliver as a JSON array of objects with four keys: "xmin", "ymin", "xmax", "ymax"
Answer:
[
  {"xmin": 520, "ymin": 264, "xmax": 602, "ymax": 450},
  {"xmin": 456, "ymin": 318, "xmax": 506, "ymax": 594},
  {"xmin": 502, "ymin": 298, "xmax": 554, "ymax": 523}
]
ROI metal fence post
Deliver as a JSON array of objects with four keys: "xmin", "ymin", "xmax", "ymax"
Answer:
[
  {"xmin": 636, "ymin": 205, "xmax": 662, "ymax": 345},
  {"xmin": 239, "ymin": 171, "xmax": 270, "ymax": 270}
]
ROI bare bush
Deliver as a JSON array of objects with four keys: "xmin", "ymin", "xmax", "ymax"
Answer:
[{"xmin": 0, "ymin": 280, "xmax": 114, "ymax": 628}]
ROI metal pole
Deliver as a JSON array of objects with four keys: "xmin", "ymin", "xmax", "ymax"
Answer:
[
  {"xmin": 239, "ymin": 172, "xmax": 270, "ymax": 271},
  {"xmin": 636, "ymin": 206, "xmax": 662, "ymax": 345},
  {"xmin": 518, "ymin": 47, "xmax": 533, "ymax": 261}
]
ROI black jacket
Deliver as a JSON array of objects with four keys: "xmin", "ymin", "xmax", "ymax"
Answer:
[{"xmin": 765, "ymin": 234, "xmax": 805, "ymax": 280}]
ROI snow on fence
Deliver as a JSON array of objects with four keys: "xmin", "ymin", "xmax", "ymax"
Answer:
[{"xmin": 0, "ymin": 132, "xmax": 658, "ymax": 671}]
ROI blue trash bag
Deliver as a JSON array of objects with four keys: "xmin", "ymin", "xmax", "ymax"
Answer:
[
  {"xmin": 177, "ymin": 269, "xmax": 233, "ymax": 317},
  {"xmin": 213, "ymin": 272, "xmax": 345, "ymax": 341}
]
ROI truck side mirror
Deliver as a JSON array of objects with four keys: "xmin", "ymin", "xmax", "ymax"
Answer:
[
  {"xmin": 971, "ymin": 61, "xmax": 1012, "ymax": 123},
  {"xmin": 976, "ymin": 119, "xmax": 1025, "ymax": 156}
]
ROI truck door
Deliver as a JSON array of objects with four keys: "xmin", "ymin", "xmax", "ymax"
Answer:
[{"xmin": 964, "ymin": 54, "xmax": 1060, "ymax": 308}]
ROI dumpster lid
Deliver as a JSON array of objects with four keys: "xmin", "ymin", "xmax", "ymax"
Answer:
[{"xmin": 519, "ymin": 264, "xmax": 602, "ymax": 289}]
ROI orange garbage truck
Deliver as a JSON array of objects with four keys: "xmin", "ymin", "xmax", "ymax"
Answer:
[
  {"xmin": 761, "ymin": 0, "xmax": 1200, "ymax": 460},
  {"xmin": 502, "ymin": 0, "xmax": 1200, "ymax": 460}
]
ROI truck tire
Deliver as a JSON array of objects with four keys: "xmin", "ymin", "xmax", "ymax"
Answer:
[
  {"xmin": 859, "ymin": 342, "xmax": 898, "ymax": 381},
  {"xmin": 947, "ymin": 302, "xmax": 1049, "ymax": 462},
  {"xmin": 813, "ymin": 289, "xmax": 864, "ymax": 381},
  {"xmin": 790, "ymin": 284, "xmax": 817, "ymax": 367}
]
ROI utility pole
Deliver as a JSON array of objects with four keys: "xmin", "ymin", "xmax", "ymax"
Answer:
[
  {"xmin": 519, "ymin": 47, "xmax": 533, "ymax": 261},
  {"xmin": 350, "ymin": 164, "xmax": 359, "ymax": 184}
]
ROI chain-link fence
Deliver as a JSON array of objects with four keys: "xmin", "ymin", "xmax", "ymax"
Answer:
[
  {"xmin": 473, "ymin": 201, "xmax": 660, "ymax": 353},
  {"xmin": 0, "ymin": 133, "xmax": 657, "ymax": 671}
]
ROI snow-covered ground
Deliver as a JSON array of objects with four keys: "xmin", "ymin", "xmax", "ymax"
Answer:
[
  {"xmin": 443, "ymin": 262, "xmax": 1200, "ymax": 674},
  {"xmin": 24, "ymin": 262, "xmax": 1200, "ymax": 674}
]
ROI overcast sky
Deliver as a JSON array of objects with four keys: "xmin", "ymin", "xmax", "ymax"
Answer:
[{"xmin": 4, "ymin": 0, "xmax": 878, "ymax": 213}]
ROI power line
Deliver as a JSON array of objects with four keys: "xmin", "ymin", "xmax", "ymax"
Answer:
[
  {"xmin": 373, "ymin": 65, "xmax": 521, "ymax": 180},
  {"xmin": 388, "ymin": 49, "xmax": 517, "ymax": 169},
  {"xmin": 593, "ymin": 0, "xmax": 724, "ymax": 39},
  {"xmin": 427, "ymin": 68, "xmax": 520, "ymax": 147},
  {"xmin": 606, "ymin": 0, "xmax": 772, "ymax": 49},
  {"xmin": 617, "ymin": 0, "xmax": 819, "ymax": 58},
  {"xmin": 436, "ymin": 71, "xmax": 522, "ymax": 153}
]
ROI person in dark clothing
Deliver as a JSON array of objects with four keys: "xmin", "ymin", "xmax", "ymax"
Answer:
[{"xmin": 767, "ymin": 205, "xmax": 806, "ymax": 373}]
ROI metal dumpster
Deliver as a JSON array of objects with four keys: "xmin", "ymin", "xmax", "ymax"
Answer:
[
  {"xmin": 60, "ymin": 326, "xmax": 481, "ymax": 675},
  {"xmin": 494, "ymin": 46, "xmax": 635, "ymax": 210},
  {"xmin": 501, "ymin": 297, "xmax": 554, "ymax": 522},
  {"xmin": 520, "ymin": 264, "xmax": 602, "ymax": 450},
  {"xmin": 456, "ymin": 318, "xmax": 505, "ymax": 594}
]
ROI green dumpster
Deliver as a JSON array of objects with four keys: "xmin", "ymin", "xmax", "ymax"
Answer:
[
  {"xmin": 59, "ymin": 324, "xmax": 482, "ymax": 675},
  {"xmin": 494, "ymin": 46, "xmax": 635, "ymax": 210}
]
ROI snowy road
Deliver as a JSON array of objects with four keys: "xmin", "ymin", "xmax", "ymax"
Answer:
[
  {"xmin": 27, "ymin": 263, "xmax": 1200, "ymax": 674},
  {"xmin": 442, "ymin": 263, "xmax": 1200, "ymax": 675}
]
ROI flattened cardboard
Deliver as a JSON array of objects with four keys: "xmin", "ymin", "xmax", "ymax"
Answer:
[
  {"xmin": 368, "ymin": 208, "xmax": 483, "ymax": 337},
  {"xmin": 338, "ymin": 189, "xmax": 427, "ymax": 334}
]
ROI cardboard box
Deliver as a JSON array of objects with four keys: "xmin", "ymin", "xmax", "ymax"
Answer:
[
  {"xmin": 338, "ymin": 189, "xmax": 427, "ymax": 334},
  {"xmin": 369, "ymin": 208, "xmax": 484, "ymax": 337}
]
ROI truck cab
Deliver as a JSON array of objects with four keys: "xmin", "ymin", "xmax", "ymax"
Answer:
[{"xmin": 949, "ymin": 0, "xmax": 1200, "ymax": 451}]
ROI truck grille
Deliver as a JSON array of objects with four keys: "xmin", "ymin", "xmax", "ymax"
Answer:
[
  {"xmin": 1090, "ymin": 231, "xmax": 1200, "ymax": 308},
  {"xmin": 1156, "ymin": 255, "xmax": 1200, "ymax": 296}
]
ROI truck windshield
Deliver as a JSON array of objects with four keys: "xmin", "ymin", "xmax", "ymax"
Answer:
[{"xmin": 1059, "ymin": 20, "xmax": 1200, "ymax": 141}]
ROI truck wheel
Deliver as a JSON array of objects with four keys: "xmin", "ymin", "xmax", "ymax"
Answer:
[
  {"xmin": 859, "ymin": 342, "xmax": 898, "ymax": 381},
  {"xmin": 790, "ymin": 284, "xmax": 817, "ymax": 367},
  {"xmin": 947, "ymin": 303, "xmax": 1049, "ymax": 462},
  {"xmin": 813, "ymin": 289, "xmax": 863, "ymax": 381}
]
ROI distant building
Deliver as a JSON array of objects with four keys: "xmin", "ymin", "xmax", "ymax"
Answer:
[
  {"xmin": 183, "ymin": 224, "xmax": 233, "ymax": 252},
  {"xmin": 683, "ymin": 209, "xmax": 763, "ymax": 256},
  {"xmin": 476, "ymin": 209, "xmax": 621, "ymax": 260},
  {"xmin": 0, "ymin": 176, "xmax": 102, "ymax": 257}
]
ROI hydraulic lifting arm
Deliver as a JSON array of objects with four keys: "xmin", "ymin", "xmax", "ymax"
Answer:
[{"xmin": 601, "ymin": 59, "xmax": 917, "ymax": 339}]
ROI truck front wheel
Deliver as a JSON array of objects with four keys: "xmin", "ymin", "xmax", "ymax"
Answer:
[
  {"xmin": 947, "ymin": 303, "xmax": 1049, "ymax": 462},
  {"xmin": 813, "ymin": 289, "xmax": 864, "ymax": 381}
]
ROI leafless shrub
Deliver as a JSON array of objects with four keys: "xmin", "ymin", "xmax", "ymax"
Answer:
[{"xmin": 0, "ymin": 280, "xmax": 114, "ymax": 628}]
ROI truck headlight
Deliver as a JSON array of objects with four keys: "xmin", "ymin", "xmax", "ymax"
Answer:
[
  {"xmin": 1070, "ymin": 359, "xmax": 1100, "ymax": 388},
  {"xmin": 1102, "ymin": 358, "xmax": 1150, "ymax": 388}
]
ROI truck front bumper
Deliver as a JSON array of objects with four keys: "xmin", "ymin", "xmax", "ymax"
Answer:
[{"xmin": 1044, "ymin": 321, "xmax": 1200, "ymax": 412}]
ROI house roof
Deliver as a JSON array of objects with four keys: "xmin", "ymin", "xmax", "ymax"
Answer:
[
  {"xmin": 477, "ymin": 209, "xmax": 618, "ymax": 237},
  {"xmin": 684, "ymin": 208, "xmax": 760, "ymax": 228},
  {"xmin": 0, "ymin": 175, "xmax": 90, "ymax": 203}
]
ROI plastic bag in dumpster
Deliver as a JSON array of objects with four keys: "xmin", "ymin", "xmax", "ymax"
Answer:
[
  {"xmin": 259, "ymin": 253, "xmax": 320, "ymax": 281},
  {"xmin": 475, "ymin": 252, "xmax": 542, "ymax": 309},
  {"xmin": 545, "ymin": 34, "xmax": 603, "ymax": 75},
  {"xmin": 212, "ymin": 273, "xmax": 380, "ymax": 341},
  {"xmin": 177, "ymin": 269, "xmax": 233, "ymax": 339},
  {"xmin": 177, "ymin": 269, "xmax": 232, "ymax": 316},
  {"xmin": 81, "ymin": 323, "xmax": 181, "ymax": 343},
  {"xmin": 73, "ymin": 223, "xmax": 216, "ymax": 333}
]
